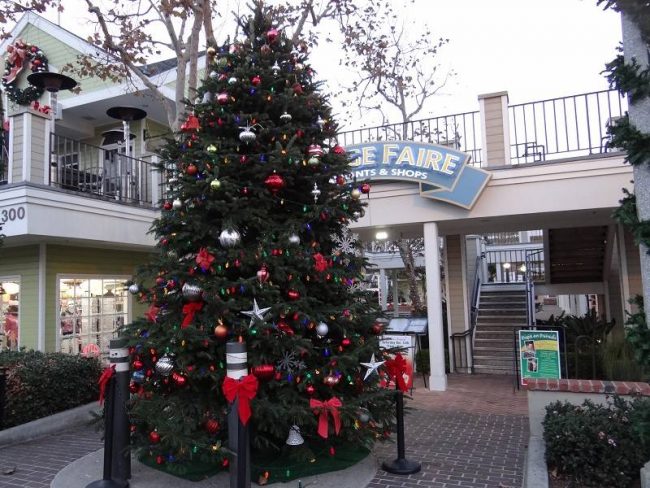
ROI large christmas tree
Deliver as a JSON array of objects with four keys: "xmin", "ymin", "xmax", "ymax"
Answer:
[{"xmin": 124, "ymin": 1, "xmax": 395, "ymax": 481}]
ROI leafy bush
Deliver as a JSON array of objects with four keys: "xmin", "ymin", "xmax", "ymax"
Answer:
[
  {"xmin": 544, "ymin": 396, "xmax": 650, "ymax": 487},
  {"xmin": 1, "ymin": 351, "xmax": 102, "ymax": 429},
  {"xmin": 602, "ymin": 333, "xmax": 646, "ymax": 381},
  {"xmin": 625, "ymin": 295, "xmax": 650, "ymax": 368}
]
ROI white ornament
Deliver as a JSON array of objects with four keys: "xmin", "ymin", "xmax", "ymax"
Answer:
[
  {"xmin": 202, "ymin": 91, "xmax": 214, "ymax": 103},
  {"xmin": 280, "ymin": 112, "xmax": 292, "ymax": 123},
  {"xmin": 332, "ymin": 228, "xmax": 361, "ymax": 256},
  {"xmin": 316, "ymin": 115, "xmax": 325, "ymax": 129},
  {"xmin": 209, "ymin": 71, "xmax": 218, "ymax": 79},
  {"xmin": 182, "ymin": 283, "xmax": 203, "ymax": 301},
  {"xmin": 155, "ymin": 355, "xmax": 174, "ymax": 377},
  {"xmin": 172, "ymin": 198, "xmax": 183, "ymax": 210},
  {"xmin": 128, "ymin": 284, "xmax": 140, "ymax": 295},
  {"xmin": 219, "ymin": 229, "xmax": 241, "ymax": 247},
  {"xmin": 240, "ymin": 299, "xmax": 271, "ymax": 328},
  {"xmin": 360, "ymin": 353, "xmax": 385, "ymax": 381},
  {"xmin": 316, "ymin": 322, "xmax": 329, "ymax": 337},
  {"xmin": 311, "ymin": 183, "xmax": 321, "ymax": 202},
  {"xmin": 286, "ymin": 425, "xmax": 304, "ymax": 446},
  {"xmin": 239, "ymin": 128, "xmax": 256, "ymax": 143},
  {"xmin": 228, "ymin": 77, "xmax": 237, "ymax": 85},
  {"xmin": 288, "ymin": 233, "xmax": 301, "ymax": 245},
  {"xmin": 271, "ymin": 61, "xmax": 281, "ymax": 75},
  {"xmin": 351, "ymin": 188, "xmax": 362, "ymax": 200}
]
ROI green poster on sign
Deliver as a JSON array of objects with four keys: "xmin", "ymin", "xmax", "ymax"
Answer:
[{"xmin": 518, "ymin": 330, "xmax": 561, "ymax": 383}]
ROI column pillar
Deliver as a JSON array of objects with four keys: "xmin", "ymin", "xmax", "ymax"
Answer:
[
  {"xmin": 424, "ymin": 222, "xmax": 447, "ymax": 391},
  {"xmin": 379, "ymin": 268, "xmax": 388, "ymax": 311},
  {"xmin": 392, "ymin": 269, "xmax": 399, "ymax": 318},
  {"xmin": 478, "ymin": 91, "xmax": 510, "ymax": 167}
]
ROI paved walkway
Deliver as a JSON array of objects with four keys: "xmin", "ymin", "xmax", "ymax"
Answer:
[{"xmin": 0, "ymin": 374, "xmax": 528, "ymax": 488}]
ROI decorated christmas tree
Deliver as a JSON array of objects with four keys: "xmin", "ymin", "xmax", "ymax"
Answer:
[{"xmin": 124, "ymin": 1, "xmax": 395, "ymax": 481}]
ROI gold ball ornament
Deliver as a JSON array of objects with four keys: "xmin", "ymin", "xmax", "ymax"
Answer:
[
  {"xmin": 210, "ymin": 179, "xmax": 222, "ymax": 190},
  {"xmin": 351, "ymin": 188, "xmax": 362, "ymax": 200}
]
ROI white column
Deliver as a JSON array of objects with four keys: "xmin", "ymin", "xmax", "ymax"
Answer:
[
  {"xmin": 392, "ymin": 269, "xmax": 399, "ymax": 318},
  {"xmin": 379, "ymin": 268, "xmax": 388, "ymax": 310},
  {"xmin": 424, "ymin": 222, "xmax": 447, "ymax": 391}
]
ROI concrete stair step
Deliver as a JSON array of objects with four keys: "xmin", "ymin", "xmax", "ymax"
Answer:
[
  {"xmin": 473, "ymin": 356, "xmax": 516, "ymax": 367},
  {"xmin": 478, "ymin": 310, "xmax": 527, "ymax": 317},
  {"xmin": 474, "ymin": 347, "xmax": 514, "ymax": 354},
  {"xmin": 476, "ymin": 318, "xmax": 527, "ymax": 325},
  {"xmin": 479, "ymin": 303, "xmax": 527, "ymax": 309},
  {"xmin": 473, "ymin": 364, "xmax": 515, "ymax": 375}
]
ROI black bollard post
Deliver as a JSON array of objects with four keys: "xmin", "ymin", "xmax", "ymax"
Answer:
[
  {"xmin": 0, "ymin": 366, "xmax": 7, "ymax": 431},
  {"xmin": 226, "ymin": 342, "xmax": 251, "ymax": 488},
  {"xmin": 109, "ymin": 338, "xmax": 131, "ymax": 483},
  {"xmin": 86, "ymin": 371, "xmax": 126, "ymax": 488},
  {"xmin": 381, "ymin": 387, "xmax": 421, "ymax": 475}
]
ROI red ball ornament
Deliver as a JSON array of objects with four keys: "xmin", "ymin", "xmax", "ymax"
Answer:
[
  {"xmin": 333, "ymin": 145, "xmax": 346, "ymax": 155},
  {"xmin": 306, "ymin": 384, "xmax": 316, "ymax": 395},
  {"xmin": 129, "ymin": 382, "xmax": 140, "ymax": 394},
  {"xmin": 341, "ymin": 338, "xmax": 351, "ymax": 347},
  {"xmin": 266, "ymin": 28, "xmax": 280, "ymax": 43},
  {"xmin": 251, "ymin": 75, "xmax": 262, "ymax": 86},
  {"xmin": 214, "ymin": 323, "xmax": 228, "ymax": 339},
  {"xmin": 277, "ymin": 320, "xmax": 294, "ymax": 336},
  {"xmin": 307, "ymin": 144, "xmax": 324, "ymax": 157},
  {"xmin": 156, "ymin": 455, "xmax": 165, "ymax": 465},
  {"xmin": 292, "ymin": 83, "xmax": 303, "ymax": 95},
  {"xmin": 257, "ymin": 265, "xmax": 270, "ymax": 284},
  {"xmin": 149, "ymin": 431, "xmax": 161, "ymax": 444},
  {"xmin": 163, "ymin": 201, "xmax": 172, "ymax": 210},
  {"xmin": 251, "ymin": 364, "xmax": 275, "ymax": 380},
  {"xmin": 172, "ymin": 372, "xmax": 187, "ymax": 387},
  {"xmin": 264, "ymin": 173, "xmax": 285, "ymax": 194},
  {"xmin": 217, "ymin": 92, "xmax": 229, "ymax": 105},
  {"xmin": 132, "ymin": 359, "xmax": 144, "ymax": 370},
  {"xmin": 205, "ymin": 419, "xmax": 220, "ymax": 435},
  {"xmin": 239, "ymin": 155, "xmax": 248, "ymax": 164},
  {"xmin": 274, "ymin": 371, "xmax": 282, "ymax": 381},
  {"xmin": 287, "ymin": 289, "xmax": 300, "ymax": 300},
  {"xmin": 361, "ymin": 183, "xmax": 371, "ymax": 194},
  {"xmin": 371, "ymin": 323, "xmax": 384, "ymax": 335},
  {"xmin": 336, "ymin": 175, "xmax": 345, "ymax": 185}
]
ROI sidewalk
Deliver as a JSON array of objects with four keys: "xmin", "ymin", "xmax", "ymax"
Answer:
[{"xmin": 0, "ymin": 374, "xmax": 528, "ymax": 488}]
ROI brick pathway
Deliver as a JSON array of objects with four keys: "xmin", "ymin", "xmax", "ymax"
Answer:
[
  {"xmin": 370, "ymin": 374, "xmax": 529, "ymax": 488},
  {"xmin": 0, "ymin": 374, "xmax": 528, "ymax": 488}
]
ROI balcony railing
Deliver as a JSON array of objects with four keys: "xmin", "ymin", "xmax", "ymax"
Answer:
[
  {"xmin": 49, "ymin": 134, "xmax": 161, "ymax": 206},
  {"xmin": 485, "ymin": 248, "xmax": 545, "ymax": 284},
  {"xmin": 509, "ymin": 90, "xmax": 627, "ymax": 164},
  {"xmin": 338, "ymin": 111, "xmax": 483, "ymax": 166}
]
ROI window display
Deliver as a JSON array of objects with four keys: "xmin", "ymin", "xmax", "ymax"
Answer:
[
  {"xmin": 0, "ymin": 279, "xmax": 20, "ymax": 351},
  {"xmin": 58, "ymin": 277, "xmax": 129, "ymax": 356}
]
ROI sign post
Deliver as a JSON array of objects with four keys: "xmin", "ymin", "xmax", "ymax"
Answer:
[{"xmin": 518, "ymin": 330, "xmax": 561, "ymax": 384}]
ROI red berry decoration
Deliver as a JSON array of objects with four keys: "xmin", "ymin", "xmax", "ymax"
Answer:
[
  {"xmin": 251, "ymin": 75, "xmax": 262, "ymax": 86},
  {"xmin": 251, "ymin": 364, "xmax": 275, "ymax": 380},
  {"xmin": 205, "ymin": 419, "xmax": 220, "ymax": 435},
  {"xmin": 266, "ymin": 28, "xmax": 280, "ymax": 43},
  {"xmin": 361, "ymin": 183, "xmax": 371, "ymax": 194},
  {"xmin": 149, "ymin": 431, "xmax": 161, "ymax": 444},
  {"xmin": 186, "ymin": 164, "xmax": 198, "ymax": 176},
  {"xmin": 264, "ymin": 173, "xmax": 285, "ymax": 194},
  {"xmin": 287, "ymin": 289, "xmax": 300, "ymax": 300}
]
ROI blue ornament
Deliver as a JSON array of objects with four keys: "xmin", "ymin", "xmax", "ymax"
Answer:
[{"xmin": 132, "ymin": 370, "xmax": 145, "ymax": 383}]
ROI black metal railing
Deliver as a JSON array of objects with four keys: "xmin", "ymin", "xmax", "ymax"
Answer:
[
  {"xmin": 50, "ymin": 134, "xmax": 159, "ymax": 206},
  {"xmin": 509, "ymin": 89, "xmax": 627, "ymax": 164},
  {"xmin": 485, "ymin": 248, "xmax": 545, "ymax": 284},
  {"xmin": 339, "ymin": 111, "xmax": 483, "ymax": 166},
  {"xmin": 450, "ymin": 255, "xmax": 482, "ymax": 373}
]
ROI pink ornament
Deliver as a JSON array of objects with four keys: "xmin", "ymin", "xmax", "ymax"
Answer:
[{"xmin": 217, "ymin": 92, "xmax": 229, "ymax": 105}]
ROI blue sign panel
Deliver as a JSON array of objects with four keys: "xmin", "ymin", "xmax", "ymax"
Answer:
[{"xmin": 346, "ymin": 141, "xmax": 491, "ymax": 209}]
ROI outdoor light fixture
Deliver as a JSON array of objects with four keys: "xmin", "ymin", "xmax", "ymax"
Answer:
[
  {"xmin": 519, "ymin": 264, "xmax": 527, "ymax": 273},
  {"xmin": 502, "ymin": 262, "xmax": 511, "ymax": 270},
  {"xmin": 376, "ymin": 231, "xmax": 388, "ymax": 240}
]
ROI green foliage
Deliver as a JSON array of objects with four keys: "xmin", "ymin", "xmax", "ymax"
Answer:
[
  {"xmin": 0, "ymin": 351, "xmax": 102, "ymax": 429},
  {"xmin": 549, "ymin": 309, "xmax": 615, "ymax": 344},
  {"xmin": 601, "ymin": 332, "xmax": 646, "ymax": 381},
  {"xmin": 603, "ymin": 53, "xmax": 650, "ymax": 103},
  {"xmin": 613, "ymin": 189, "xmax": 650, "ymax": 254},
  {"xmin": 415, "ymin": 348, "xmax": 430, "ymax": 375},
  {"xmin": 625, "ymin": 295, "xmax": 650, "ymax": 367},
  {"xmin": 606, "ymin": 115, "xmax": 650, "ymax": 166},
  {"xmin": 544, "ymin": 396, "xmax": 650, "ymax": 486}
]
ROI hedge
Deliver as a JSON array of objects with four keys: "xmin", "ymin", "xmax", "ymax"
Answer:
[{"xmin": 0, "ymin": 351, "xmax": 102, "ymax": 429}]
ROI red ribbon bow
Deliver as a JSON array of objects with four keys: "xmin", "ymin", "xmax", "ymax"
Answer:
[
  {"xmin": 385, "ymin": 353, "xmax": 409, "ymax": 392},
  {"xmin": 144, "ymin": 304, "xmax": 160, "ymax": 323},
  {"xmin": 182, "ymin": 301, "xmax": 203, "ymax": 328},
  {"xmin": 222, "ymin": 375, "xmax": 259, "ymax": 426},
  {"xmin": 196, "ymin": 247, "xmax": 215, "ymax": 272},
  {"xmin": 310, "ymin": 397, "xmax": 342, "ymax": 439},
  {"xmin": 98, "ymin": 365, "xmax": 115, "ymax": 405},
  {"xmin": 313, "ymin": 253, "xmax": 329, "ymax": 272}
]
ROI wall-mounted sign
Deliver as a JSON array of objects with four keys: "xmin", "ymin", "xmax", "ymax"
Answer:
[
  {"xmin": 518, "ymin": 330, "xmax": 561, "ymax": 384},
  {"xmin": 347, "ymin": 141, "xmax": 491, "ymax": 209}
]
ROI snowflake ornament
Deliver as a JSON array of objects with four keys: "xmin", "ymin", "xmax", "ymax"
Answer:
[{"xmin": 331, "ymin": 227, "xmax": 361, "ymax": 256}]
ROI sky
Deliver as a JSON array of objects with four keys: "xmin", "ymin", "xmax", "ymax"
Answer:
[{"xmin": 35, "ymin": 0, "xmax": 623, "ymax": 130}]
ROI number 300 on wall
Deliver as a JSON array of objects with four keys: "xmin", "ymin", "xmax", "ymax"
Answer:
[{"xmin": 1, "ymin": 206, "xmax": 26, "ymax": 224}]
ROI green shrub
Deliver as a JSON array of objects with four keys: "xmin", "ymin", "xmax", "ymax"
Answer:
[
  {"xmin": 602, "ymin": 333, "xmax": 646, "ymax": 381},
  {"xmin": 544, "ymin": 396, "xmax": 650, "ymax": 487},
  {"xmin": 1, "ymin": 351, "xmax": 102, "ymax": 429}
]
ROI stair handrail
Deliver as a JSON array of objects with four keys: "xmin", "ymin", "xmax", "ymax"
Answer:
[
  {"xmin": 450, "ymin": 253, "xmax": 483, "ymax": 373},
  {"xmin": 524, "ymin": 250, "xmax": 543, "ymax": 328}
]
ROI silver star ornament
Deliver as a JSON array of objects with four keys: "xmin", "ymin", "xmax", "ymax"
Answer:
[
  {"xmin": 360, "ymin": 353, "xmax": 385, "ymax": 381},
  {"xmin": 240, "ymin": 299, "xmax": 271, "ymax": 327}
]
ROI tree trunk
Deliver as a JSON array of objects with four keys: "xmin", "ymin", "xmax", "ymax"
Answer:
[{"xmin": 396, "ymin": 239, "xmax": 423, "ymax": 314}]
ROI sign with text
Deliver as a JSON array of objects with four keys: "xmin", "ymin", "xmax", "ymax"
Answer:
[
  {"xmin": 519, "ymin": 330, "xmax": 561, "ymax": 384},
  {"xmin": 346, "ymin": 141, "xmax": 491, "ymax": 209}
]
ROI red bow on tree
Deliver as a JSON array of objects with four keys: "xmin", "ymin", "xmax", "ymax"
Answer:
[
  {"xmin": 196, "ymin": 247, "xmax": 215, "ymax": 272},
  {"xmin": 182, "ymin": 301, "xmax": 203, "ymax": 328},
  {"xmin": 310, "ymin": 397, "xmax": 342, "ymax": 438},
  {"xmin": 313, "ymin": 253, "xmax": 329, "ymax": 272},
  {"xmin": 144, "ymin": 304, "xmax": 160, "ymax": 323},
  {"xmin": 385, "ymin": 353, "xmax": 409, "ymax": 392},
  {"xmin": 98, "ymin": 365, "xmax": 115, "ymax": 405},
  {"xmin": 222, "ymin": 375, "xmax": 259, "ymax": 426},
  {"xmin": 181, "ymin": 114, "xmax": 200, "ymax": 132}
]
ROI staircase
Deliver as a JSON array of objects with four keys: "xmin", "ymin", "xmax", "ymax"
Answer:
[{"xmin": 473, "ymin": 285, "xmax": 528, "ymax": 374}]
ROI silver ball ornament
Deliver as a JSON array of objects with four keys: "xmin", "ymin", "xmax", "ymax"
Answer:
[
  {"xmin": 351, "ymin": 188, "xmax": 362, "ymax": 200},
  {"xmin": 239, "ymin": 129, "xmax": 256, "ymax": 143},
  {"xmin": 316, "ymin": 322, "xmax": 329, "ymax": 337},
  {"xmin": 128, "ymin": 284, "xmax": 140, "ymax": 294},
  {"xmin": 308, "ymin": 156, "xmax": 320, "ymax": 166},
  {"xmin": 155, "ymin": 355, "xmax": 174, "ymax": 377},
  {"xmin": 219, "ymin": 229, "xmax": 241, "ymax": 247},
  {"xmin": 210, "ymin": 179, "xmax": 222, "ymax": 190},
  {"xmin": 228, "ymin": 77, "xmax": 237, "ymax": 85},
  {"xmin": 172, "ymin": 198, "xmax": 183, "ymax": 210},
  {"xmin": 280, "ymin": 112, "xmax": 292, "ymax": 123},
  {"xmin": 182, "ymin": 283, "xmax": 203, "ymax": 301},
  {"xmin": 288, "ymin": 234, "xmax": 301, "ymax": 245},
  {"xmin": 358, "ymin": 410, "xmax": 370, "ymax": 423}
]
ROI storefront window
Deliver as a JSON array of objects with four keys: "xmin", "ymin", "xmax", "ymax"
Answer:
[
  {"xmin": 58, "ymin": 277, "xmax": 129, "ymax": 356},
  {"xmin": 0, "ymin": 279, "xmax": 20, "ymax": 351}
]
